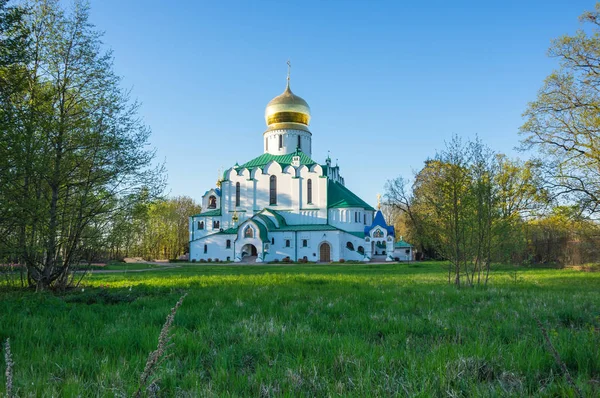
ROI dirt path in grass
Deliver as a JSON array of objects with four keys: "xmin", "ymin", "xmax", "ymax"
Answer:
[
  {"xmin": 80, "ymin": 263, "xmax": 182, "ymax": 274},
  {"xmin": 85, "ymin": 261, "xmax": 405, "ymax": 273}
]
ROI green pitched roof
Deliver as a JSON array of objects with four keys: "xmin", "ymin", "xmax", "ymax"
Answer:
[
  {"xmin": 277, "ymin": 224, "xmax": 339, "ymax": 232},
  {"xmin": 216, "ymin": 227, "xmax": 238, "ymax": 235},
  {"xmin": 394, "ymin": 239, "xmax": 413, "ymax": 248},
  {"xmin": 327, "ymin": 180, "xmax": 375, "ymax": 211},
  {"xmin": 238, "ymin": 150, "xmax": 318, "ymax": 170},
  {"xmin": 192, "ymin": 209, "xmax": 222, "ymax": 217},
  {"xmin": 264, "ymin": 208, "xmax": 288, "ymax": 227},
  {"xmin": 255, "ymin": 214, "xmax": 277, "ymax": 231}
]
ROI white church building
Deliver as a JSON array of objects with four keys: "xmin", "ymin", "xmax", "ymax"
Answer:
[{"xmin": 189, "ymin": 72, "xmax": 413, "ymax": 263}]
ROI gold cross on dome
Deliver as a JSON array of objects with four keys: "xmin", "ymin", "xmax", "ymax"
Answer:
[
  {"xmin": 377, "ymin": 193, "xmax": 381, "ymax": 210},
  {"xmin": 287, "ymin": 59, "xmax": 291, "ymax": 83}
]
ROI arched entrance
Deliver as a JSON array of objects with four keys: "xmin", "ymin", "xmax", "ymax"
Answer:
[
  {"xmin": 319, "ymin": 242, "xmax": 331, "ymax": 262},
  {"xmin": 241, "ymin": 244, "xmax": 258, "ymax": 262}
]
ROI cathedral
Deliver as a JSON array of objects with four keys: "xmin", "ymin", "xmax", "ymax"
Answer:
[{"xmin": 189, "ymin": 71, "xmax": 413, "ymax": 263}]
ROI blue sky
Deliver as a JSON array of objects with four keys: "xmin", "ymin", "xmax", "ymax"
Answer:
[{"xmin": 87, "ymin": 0, "xmax": 593, "ymax": 206}]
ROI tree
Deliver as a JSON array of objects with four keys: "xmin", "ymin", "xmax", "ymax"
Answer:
[
  {"xmin": 521, "ymin": 2, "xmax": 600, "ymax": 216},
  {"xmin": 386, "ymin": 136, "xmax": 544, "ymax": 286},
  {"xmin": 0, "ymin": 0, "xmax": 165, "ymax": 290}
]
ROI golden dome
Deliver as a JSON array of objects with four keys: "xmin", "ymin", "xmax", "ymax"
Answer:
[{"xmin": 265, "ymin": 82, "xmax": 311, "ymax": 127}]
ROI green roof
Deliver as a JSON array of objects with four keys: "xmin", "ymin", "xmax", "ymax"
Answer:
[
  {"xmin": 327, "ymin": 180, "xmax": 375, "ymax": 210},
  {"xmin": 238, "ymin": 150, "xmax": 318, "ymax": 170},
  {"xmin": 216, "ymin": 227, "xmax": 238, "ymax": 235},
  {"xmin": 255, "ymin": 214, "xmax": 277, "ymax": 230},
  {"xmin": 192, "ymin": 209, "xmax": 221, "ymax": 217},
  {"xmin": 264, "ymin": 208, "xmax": 288, "ymax": 227},
  {"xmin": 394, "ymin": 239, "xmax": 413, "ymax": 248},
  {"xmin": 277, "ymin": 224, "xmax": 339, "ymax": 232},
  {"xmin": 342, "ymin": 230, "xmax": 367, "ymax": 239},
  {"xmin": 255, "ymin": 221, "xmax": 269, "ymax": 242}
]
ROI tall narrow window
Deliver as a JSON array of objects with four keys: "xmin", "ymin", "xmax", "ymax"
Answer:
[
  {"xmin": 203, "ymin": 244, "xmax": 207, "ymax": 254},
  {"xmin": 208, "ymin": 195, "xmax": 217, "ymax": 209},
  {"xmin": 235, "ymin": 182, "xmax": 240, "ymax": 207},
  {"xmin": 278, "ymin": 135, "xmax": 282, "ymax": 149},
  {"xmin": 198, "ymin": 221, "xmax": 204, "ymax": 230},
  {"xmin": 226, "ymin": 240, "xmax": 231, "ymax": 249},
  {"xmin": 297, "ymin": 135, "xmax": 301, "ymax": 150},
  {"xmin": 364, "ymin": 214, "xmax": 366, "ymax": 225},
  {"xmin": 307, "ymin": 179, "xmax": 312, "ymax": 204},
  {"xmin": 270, "ymin": 175, "xmax": 277, "ymax": 205}
]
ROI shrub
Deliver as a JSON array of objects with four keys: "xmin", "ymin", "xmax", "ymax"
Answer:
[
  {"xmin": 395, "ymin": 257, "xmax": 400, "ymax": 262},
  {"xmin": 207, "ymin": 258, "xmax": 212, "ymax": 263},
  {"xmin": 191, "ymin": 259, "xmax": 196, "ymax": 263},
  {"xmin": 339, "ymin": 259, "xmax": 345, "ymax": 263},
  {"xmin": 214, "ymin": 258, "xmax": 220, "ymax": 263},
  {"xmin": 199, "ymin": 259, "xmax": 206, "ymax": 263}
]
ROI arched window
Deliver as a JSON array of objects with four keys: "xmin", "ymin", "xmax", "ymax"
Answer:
[
  {"xmin": 297, "ymin": 135, "xmax": 301, "ymax": 150},
  {"xmin": 269, "ymin": 175, "xmax": 277, "ymax": 205},
  {"xmin": 357, "ymin": 246, "xmax": 365, "ymax": 254},
  {"xmin": 244, "ymin": 226, "xmax": 254, "ymax": 238},
  {"xmin": 208, "ymin": 195, "xmax": 217, "ymax": 209},
  {"xmin": 271, "ymin": 237, "xmax": 274, "ymax": 245},
  {"xmin": 307, "ymin": 179, "xmax": 312, "ymax": 204},
  {"xmin": 203, "ymin": 244, "xmax": 207, "ymax": 254},
  {"xmin": 346, "ymin": 242, "xmax": 354, "ymax": 251},
  {"xmin": 198, "ymin": 221, "xmax": 204, "ymax": 230},
  {"xmin": 278, "ymin": 135, "xmax": 283, "ymax": 149},
  {"xmin": 226, "ymin": 240, "xmax": 231, "ymax": 248},
  {"xmin": 235, "ymin": 182, "xmax": 240, "ymax": 207},
  {"xmin": 213, "ymin": 220, "xmax": 220, "ymax": 229}
]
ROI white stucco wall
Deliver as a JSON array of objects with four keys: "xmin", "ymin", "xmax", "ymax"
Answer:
[{"xmin": 264, "ymin": 129, "xmax": 312, "ymax": 157}]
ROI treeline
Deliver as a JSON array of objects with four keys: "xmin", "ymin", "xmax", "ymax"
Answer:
[
  {"xmin": 0, "ymin": 0, "xmax": 166, "ymax": 290},
  {"xmin": 102, "ymin": 196, "xmax": 201, "ymax": 262},
  {"xmin": 385, "ymin": 4, "xmax": 600, "ymax": 284}
]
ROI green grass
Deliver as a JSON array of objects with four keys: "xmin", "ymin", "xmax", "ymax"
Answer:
[{"xmin": 1, "ymin": 262, "xmax": 599, "ymax": 396}]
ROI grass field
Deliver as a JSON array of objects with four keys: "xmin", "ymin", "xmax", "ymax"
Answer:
[{"xmin": 0, "ymin": 262, "xmax": 599, "ymax": 397}]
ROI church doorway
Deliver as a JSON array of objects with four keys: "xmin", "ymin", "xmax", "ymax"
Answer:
[
  {"xmin": 241, "ymin": 244, "xmax": 258, "ymax": 262},
  {"xmin": 319, "ymin": 242, "xmax": 331, "ymax": 262}
]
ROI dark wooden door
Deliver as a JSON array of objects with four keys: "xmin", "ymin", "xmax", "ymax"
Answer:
[{"xmin": 319, "ymin": 243, "xmax": 331, "ymax": 262}]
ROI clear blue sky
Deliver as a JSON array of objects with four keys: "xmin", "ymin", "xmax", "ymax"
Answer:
[{"xmin": 87, "ymin": 0, "xmax": 593, "ymax": 206}]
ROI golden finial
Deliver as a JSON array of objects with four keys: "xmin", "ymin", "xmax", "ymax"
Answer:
[
  {"xmin": 232, "ymin": 210, "xmax": 239, "ymax": 224},
  {"xmin": 377, "ymin": 193, "xmax": 381, "ymax": 210},
  {"xmin": 286, "ymin": 59, "xmax": 291, "ymax": 88}
]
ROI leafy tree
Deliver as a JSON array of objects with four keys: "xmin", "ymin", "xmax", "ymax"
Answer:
[
  {"xmin": 0, "ymin": 0, "xmax": 165, "ymax": 290},
  {"xmin": 386, "ymin": 136, "xmax": 544, "ymax": 285},
  {"xmin": 521, "ymin": 2, "xmax": 600, "ymax": 215}
]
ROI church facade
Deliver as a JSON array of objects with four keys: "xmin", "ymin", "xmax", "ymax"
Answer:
[{"xmin": 189, "ymin": 75, "xmax": 413, "ymax": 263}]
